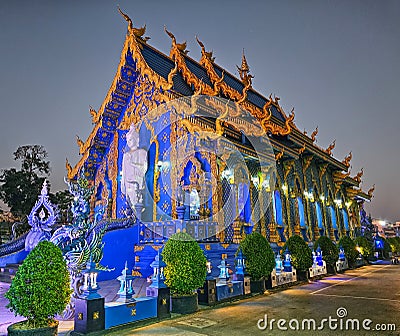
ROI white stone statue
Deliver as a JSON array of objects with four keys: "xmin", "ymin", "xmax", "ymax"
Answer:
[{"xmin": 121, "ymin": 125, "xmax": 148, "ymax": 207}]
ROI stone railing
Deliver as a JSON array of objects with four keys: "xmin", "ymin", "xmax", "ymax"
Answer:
[
  {"xmin": 0, "ymin": 232, "xmax": 27, "ymax": 257},
  {"xmin": 138, "ymin": 220, "xmax": 219, "ymax": 244}
]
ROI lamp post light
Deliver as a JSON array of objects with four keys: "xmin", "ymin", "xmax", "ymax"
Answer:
[
  {"xmin": 116, "ymin": 261, "xmax": 135, "ymax": 303},
  {"xmin": 146, "ymin": 249, "xmax": 171, "ymax": 319},
  {"xmin": 316, "ymin": 245, "xmax": 323, "ymax": 266},
  {"xmin": 149, "ymin": 250, "xmax": 167, "ymax": 289},
  {"xmin": 81, "ymin": 256, "xmax": 101, "ymax": 300},
  {"xmin": 234, "ymin": 248, "xmax": 246, "ymax": 281},
  {"xmin": 283, "ymin": 247, "xmax": 293, "ymax": 272},
  {"xmin": 74, "ymin": 256, "xmax": 105, "ymax": 334},
  {"xmin": 217, "ymin": 258, "xmax": 231, "ymax": 284}
]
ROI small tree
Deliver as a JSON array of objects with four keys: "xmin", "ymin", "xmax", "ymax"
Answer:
[
  {"xmin": 239, "ymin": 232, "xmax": 275, "ymax": 280},
  {"xmin": 354, "ymin": 236, "xmax": 374, "ymax": 259},
  {"xmin": 314, "ymin": 236, "xmax": 338, "ymax": 269},
  {"xmin": 0, "ymin": 145, "xmax": 50, "ymax": 217},
  {"xmin": 339, "ymin": 236, "xmax": 358, "ymax": 266},
  {"xmin": 282, "ymin": 235, "xmax": 313, "ymax": 271},
  {"xmin": 162, "ymin": 232, "xmax": 207, "ymax": 296},
  {"xmin": 5, "ymin": 241, "xmax": 71, "ymax": 329}
]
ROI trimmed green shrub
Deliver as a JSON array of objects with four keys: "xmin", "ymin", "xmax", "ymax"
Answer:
[
  {"xmin": 339, "ymin": 236, "xmax": 358, "ymax": 265},
  {"xmin": 354, "ymin": 236, "xmax": 374, "ymax": 259},
  {"xmin": 314, "ymin": 236, "xmax": 338, "ymax": 268},
  {"xmin": 5, "ymin": 240, "xmax": 71, "ymax": 328},
  {"xmin": 162, "ymin": 231, "xmax": 207, "ymax": 296},
  {"xmin": 386, "ymin": 237, "xmax": 400, "ymax": 253},
  {"xmin": 239, "ymin": 232, "xmax": 276, "ymax": 280},
  {"xmin": 383, "ymin": 238, "xmax": 391, "ymax": 258},
  {"xmin": 282, "ymin": 235, "xmax": 313, "ymax": 271}
]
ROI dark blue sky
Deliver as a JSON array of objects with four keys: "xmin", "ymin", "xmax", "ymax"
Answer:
[{"xmin": 0, "ymin": 1, "xmax": 399, "ymax": 222}]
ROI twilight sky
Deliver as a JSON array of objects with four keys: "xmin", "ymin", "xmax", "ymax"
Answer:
[{"xmin": 0, "ymin": 1, "xmax": 399, "ymax": 222}]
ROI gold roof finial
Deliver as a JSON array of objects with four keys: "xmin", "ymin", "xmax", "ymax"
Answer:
[
  {"xmin": 354, "ymin": 167, "xmax": 364, "ymax": 183},
  {"xmin": 275, "ymin": 148, "xmax": 284, "ymax": 161},
  {"xmin": 325, "ymin": 139, "xmax": 336, "ymax": 155},
  {"xmin": 241, "ymin": 49, "xmax": 250, "ymax": 72},
  {"xmin": 311, "ymin": 126, "xmax": 318, "ymax": 142},
  {"xmin": 236, "ymin": 49, "xmax": 253, "ymax": 87},
  {"xmin": 117, "ymin": 6, "xmax": 149, "ymax": 41},
  {"xmin": 65, "ymin": 158, "xmax": 73, "ymax": 179},
  {"xmin": 164, "ymin": 27, "xmax": 189, "ymax": 55},
  {"xmin": 342, "ymin": 151, "xmax": 352, "ymax": 167},
  {"xmin": 196, "ymin": 36, "xmax": 215, "ymax": 62},
  {"xmin": 368, "ymin": 184, "xmax": 375, "ymax": 197}
]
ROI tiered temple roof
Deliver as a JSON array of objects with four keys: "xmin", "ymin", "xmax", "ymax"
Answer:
[{"xmin": 67, "ymin": 9, "xmax": 373, "ymax": 203}]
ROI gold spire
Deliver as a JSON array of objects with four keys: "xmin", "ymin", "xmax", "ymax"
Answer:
[{"xmin": 236, "ymin": 49, "xmax": 253, "ymax": 87}]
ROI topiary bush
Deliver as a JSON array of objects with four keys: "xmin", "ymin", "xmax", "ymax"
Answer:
[
  {"xmin": 354, "ymin": 236, "xmax": 374, "ymax": 259},
  {"xmin": 314, "ymin": 236, "xmax": 338, "ymax": 269},
  {"xmin": 383, "ymin": 238, "xmax": 392, "ymax": 258},
  {"xmin": 238, "ymin": 232, "xmax": 276, "ymax": 280},
  {"xmin": 282, "ymin": 235, "xmax": 313, "ymax": 271},
  {"xmin": 162, "ymin": 231, "xmax": 207, "ymax": 296},
  {"xmin": 339, "ymin": 235, "xmax": 358, "ymax": 266},
  {"xmin": 5, "ymin": 240, "xmax": 71, "ymax": 329}
]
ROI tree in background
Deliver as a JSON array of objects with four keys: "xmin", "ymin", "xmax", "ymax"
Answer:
[
  {"xmin": 50, "ymin": 190, "xmax": 73, "ymax": 225},
  {"xmin": 354, "ymin": 236, "xmax": 374, "ymax": 259},
  {"xmin": 0, "ymin": 145, "xmax": 50, "ymax": 218}
]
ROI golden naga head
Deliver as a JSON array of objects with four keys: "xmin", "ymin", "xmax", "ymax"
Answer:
[
  {"xmin": 117, "ymin": 7, "xmax": 149, "ymax": 41},
  {"xmin": 342, "ymin": 151, "xmax": 352, "ymax": 167},
  {"xmin": 325, "ymin": 139, "xmax": 336, "ymax": 155},
  {"xmin": 311, "ymin": 126, "xmax": 318, "ymax": 142},
  {"xmin": 354, "ymin": 167, "xmax": 364, "ymax": 182},
  {"xmin": 164, "ymin": 27, "xmax": 189, "ymax": 55},
  {"xmin": 196, "ymin": 36, "xmax": 215, "ymax": 62},
  {"xmin": 368, "ymin": 184, "xmax": 375, "ymax": 197},
  {"xmin": 298, "ymin": 143, "xmax": 306, "ymax": 155},
  {"xmin": 275, "ymin": 149, "xmax": 284, "ymax": 161}
]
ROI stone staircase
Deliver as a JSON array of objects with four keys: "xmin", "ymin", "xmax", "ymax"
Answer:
[{"xmin": 0, "ymin": 263, "xmax": 21, "ymax": 283}]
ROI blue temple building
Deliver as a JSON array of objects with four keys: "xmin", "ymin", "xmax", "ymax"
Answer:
[{"xmin": 63, "ymin": 10, "xmax": 374, "ymax": 280}]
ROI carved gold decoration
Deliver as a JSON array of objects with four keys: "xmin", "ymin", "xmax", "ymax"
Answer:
[
  {"xmin": 237, "ymin": 49, "xmax": 254, "ymax": 88},
  {"xmin": 221, "ymin": 243, "xmax": 230, "ymax": 249},
  {"xmin": 283, "ymin": 160, "xmax": 295, "ymax": 180},
  {"xmin": 65, "ymin": 158, "xmax": 73, "ymax": 180},
  {"xmin": 166, "ymin": 62, "xmax": 178, "ymax": 90},
  {"xmin": 342, "ymin": 151, "xmax": 352, "ymax": 168},
  {"xmin": 260, "ymin": 109, "xmax": 295, "ymax": 136},
  {"xmin": 302, "ymin": 155, "xmax": 313, "ymax": 174},
  {"xmin": 118, "ymin": 7, "xmax": 150, "ymax": 41},
  {"xmin": 107, "ymin": 135, "xmax": 119, "ymax": 218},
  {"xmin": 275, "ymin": 149, "xmax": 284, "ymax": 161},
  {"xmin": 367, "ymin": 184, "xmax": 375, "ymax": 197},
  {"xmin": 165, "ymin": 28, "xmax": 217, "ymax": 97},
  {"xmin": 311, "ymin": 126, "xmax": 318, "ymax": 142},
  {"xmin": 196, "ymin": 37, "xmax": 294, "ymax": 135},
  {"xmin": 298, "ymin": 143, "xmax": 306, "ymax": 155},
  {"xmin": 325, "ymin": 140, "xmax": 336, "ymax": 155},
  {"xmin": 152, "ymin": 245, "xmax": 163, "ymax": 251},
  {"xmin": 353, "ymin": 168, "xmax": 364, "ymax": 183},
  {"xmin": 89, "ymin": 105, "xmax": 101, "ymax": 124},
  {"xmin": 75, "ymin": 135, "xmax": 87, "ymax": 155},
  {"xmin": 134, "ymin": 245, "xmax": 145, "ymax": 252},
  {"xmin": 319, "ymin": 163, "xmax": 329, "ymax": 179}
]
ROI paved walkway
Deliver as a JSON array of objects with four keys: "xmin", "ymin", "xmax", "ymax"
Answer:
[
  {"xmin": 1, "ymin": 261, "xmax": 396, "ymax": 335},
  {"xmin": 0, "ymin": 277, "xmax": 147, "ymax": 335}
]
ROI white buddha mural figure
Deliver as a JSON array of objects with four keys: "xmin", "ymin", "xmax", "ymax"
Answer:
[{"xmin": 121, "ymin": 125, "xmax": 148, "ymax": 208}]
